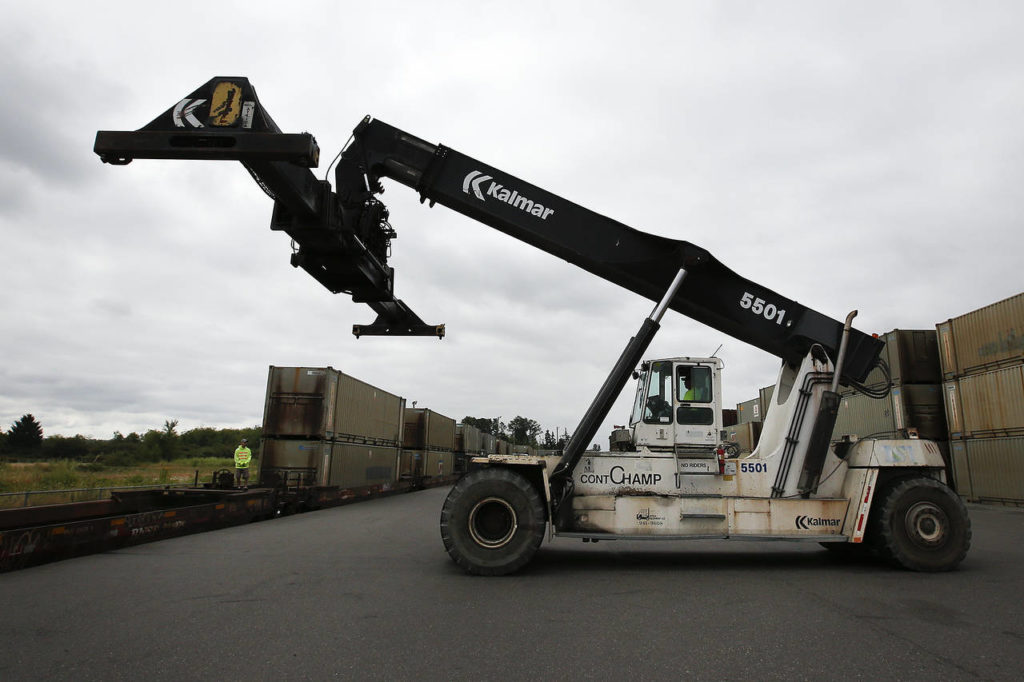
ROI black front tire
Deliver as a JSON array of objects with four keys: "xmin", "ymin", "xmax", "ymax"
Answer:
[
  {"xmin": 874, "ymin": 477, "xmax": 971, "ymax": 572},
  {"xmin": 440, "ymin": 468, "xmax": 546, "ymax": 576}
]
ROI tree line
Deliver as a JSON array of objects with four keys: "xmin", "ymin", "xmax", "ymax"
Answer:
[
  {"xmin": 0, "ymin": 414, "xmax": 259, "ymax": 465},
  {"xmin": 1, "ymin": 413, "xmax": 574, "ymax": 464},
  {"xmin": 461, "ymin": 416, "xmax": 572, "ymax": 450}
]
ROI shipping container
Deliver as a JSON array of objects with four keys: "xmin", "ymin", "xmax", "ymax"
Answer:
[
  {"xmin": 326, "ymin": 443, "xmax": 400, "ymax": 489},
  {"xmin": 725, "ymin": 421, "xmax": 762, "ymax": 454},
  {"xmin": 891, "ymin": 385, "xmax": 948, "ymax": 442},
  {"xmin": 759, "ymin": 385, "xmax": 775, "ymax": 422},
  {"xmin": 722, "ymin": 408, "xmax": 738, "ymax": 427},
  {"xmin": 263, "ymin": 367, "xmax": 339, "ymax": 439},
  {"xmin": 263, "ymin": 366, "xmax": 405, "ymax": 445},
  {"xmin": 481, "ymin": 433, "xmax": 497, "ymax": 454},
  {"xmin": 403, "ymin": 408, "xmax": 456, "ymax": 451},
  {"xmin": 399, "ymin": 450, "xmax": 424, "ymax": 480},
  {"xmin": 833, "ymin": 393, "xmax": 897, "ymax": 439},
  {"xmin": 424, "ymin": 450, "xmax": 454, "ymax": 479},
  {"xmin": 937, "ymin": 292, "xmax": 1024, "ymax": 378},
  {"xmin": 456, "ymin": 424, "xmax": 483, "ymax": 454},
  {"xmin": 942, "ymin": 365, "xmax": 1024, "ymax": 439},
  {"xmin": 844, "ymin": 329, "xmax": 942, "ymax": 393},
  {"xmin": 736, "ymin": 397, "xmax": 762, "ymax": 424},
  {"xmin": 833, "ymin": 384, "xmax": 947, "ymax": 442},
  {"xmin": 260, "ymin": 438, "xmax": 331, "ymax": 485},
  {"xmin": 951, "ymin": 437, "xmax": 1024, "ymax": 505},
  {"xmin": 949, "ymin": 440, "xmax": 972, "ymax": 499},
  {"xmin": 334, "ymin": 374, "xmax": 405, "ymax": 446}
]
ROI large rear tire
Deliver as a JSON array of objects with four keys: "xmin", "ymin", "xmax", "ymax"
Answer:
[
  {"xmin": 440, "ymin": 468, "xmax": 546, "ymax": 576},
  {"xmin": 874, "ymin": 477, "xmax": 971, "ymax": 572}
]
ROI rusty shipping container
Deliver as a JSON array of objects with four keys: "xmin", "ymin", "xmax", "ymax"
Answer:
[
  {"xmin": 261, "ymin": 438, "xmax": 400, "ymax": 489},
  {"xmin": 403, "ymin": 408, "xmax": 456, "ymax": 451},
  {"xmin": 334, "ymin": 372, "xmax": 405, "ymax": 446},
  {"xmin": 937, "ymin": 292, "xmax": 1024, "ymax": 378},
  {"xmin": 263, "ymin": 367, "xmax": 339, "ymax": 439},
  {"xmin": 263, "ymin": 366, "xmax": 405, "ymax": 445},
  {"xmin": 943, "ymin": 365, "xmax": 1024, "ymax": 439},
  {"xmin": 891, "ymin": 385, "xmax": 948, "ymax": 441},
  {"xmin": 843, "ymin": 329, "xmax": 943, "ymax": 393},
  {"xmin": 950, "ymin": 437, "xmax": 1024, "ymax": 505},
  {"xmin": 260, "ymin": 438, "xmax": 331, "ymax": 485}
]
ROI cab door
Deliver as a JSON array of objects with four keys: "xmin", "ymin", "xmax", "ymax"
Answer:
[
  {"xmin": 631, "ymin": 360, "xmax": 675, "ymax": 448},
  {"xmin": 674, "ymin": 363, "xmax": 719, "ymax": 448}
]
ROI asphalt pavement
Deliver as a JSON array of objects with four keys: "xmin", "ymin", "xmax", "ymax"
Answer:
[{"xmin": 2, "ymin": 487, "xmax": 1022, "ymax": 681}]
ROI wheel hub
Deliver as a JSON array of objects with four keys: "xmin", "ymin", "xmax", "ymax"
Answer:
[
  {"xmin": 468, "ymin": 497, "xmax": 518, "ymax": 549},
  {"xmin": 905, "ymin": 501, "xmax": 948, "ymax": 547}
]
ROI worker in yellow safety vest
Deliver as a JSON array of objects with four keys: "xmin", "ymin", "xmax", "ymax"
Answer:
[{"xmin": 234, "ymin": 438, "xmax": 253, "ymax": 489}]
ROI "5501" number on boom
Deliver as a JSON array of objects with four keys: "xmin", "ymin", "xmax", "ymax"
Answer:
[{"xmin": 740, "ymin": 292, "xmax": 787, "ymax": 325}]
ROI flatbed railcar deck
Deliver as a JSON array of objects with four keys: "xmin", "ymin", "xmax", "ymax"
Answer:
[{"xmin": 0, "ymin": 475, "xmax": 458, "ymax": 573}]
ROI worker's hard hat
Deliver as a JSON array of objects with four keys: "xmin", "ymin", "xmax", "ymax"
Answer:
[{"xmin": 241, "ymin": 438, "xmax": 248, "ymax": 443}]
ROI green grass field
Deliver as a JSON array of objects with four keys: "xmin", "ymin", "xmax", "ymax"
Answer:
[{"xmin": 0, "ymin": 458, "xmax": 246, "ymax": 507}]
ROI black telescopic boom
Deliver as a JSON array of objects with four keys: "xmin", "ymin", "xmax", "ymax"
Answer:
[{"xmin": 93, "ymin": 77, "xmax": 885, "ymax": 380}]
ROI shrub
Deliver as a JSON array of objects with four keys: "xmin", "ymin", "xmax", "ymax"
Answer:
[{"xmin": 37, "ymin": 461, "xmax": 82, "ymax": 490}]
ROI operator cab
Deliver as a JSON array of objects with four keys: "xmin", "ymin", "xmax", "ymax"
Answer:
[{"xmin": 630, "ymin": 357, "xmax": 724, "ymax": 455}]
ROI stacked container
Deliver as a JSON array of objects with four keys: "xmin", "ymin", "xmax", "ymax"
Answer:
[
  {"xmin": 832, "ymin": 329, "xmax": 949, "ymax": 467},
  {"xmin": 455, "ymin": 423, "xmax": 484, "ymax": 473},
  {"xmin": 937, "ymin": 293, "xmax": 1024, "ymax": 504},
  {"xmin": 403, "ymin": 408, "xmax": 457, "ymax": 480},
  {"xmin": 480, "ymin": 432, "xmax": 497, "ymax": 455},
  {"xmin": 736, "ymin": 398, "xmax": 761, "ymax": 424},
  {"xmin": 455, "ymin": 424, "xmax": 483, "ymax": 455},
  {"xmin": 732, "ymin": 385, "xmax": 774, "ymax": 452},
  {"xmin": 725, "ymin": 421, "xmax": 762, "ymax": 454},
  {"xmin": 261, "ymin": 366, "xmax": 404, "ymax": 489},
  {"xmin": 736, "ymin": 385, "xmax": 775, "ymax": 425}
]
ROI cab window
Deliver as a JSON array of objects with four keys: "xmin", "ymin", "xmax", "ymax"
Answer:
[
  {"xmin": 676, "ymin": 365, "xmax": 714, "ymax": 425},
  {"xmin": 677, "ymin": 365, "xmax": 712, "ymax": 404}
]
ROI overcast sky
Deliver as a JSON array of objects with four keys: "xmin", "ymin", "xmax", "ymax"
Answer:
[{"xmin": 1, "ymin": 1, "xmax": 1021, "ymax": 446}]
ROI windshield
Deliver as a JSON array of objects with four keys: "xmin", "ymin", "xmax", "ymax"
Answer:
[{"xmin": 642, "ymin": 361, "xmax": 673, "ymax": 424}]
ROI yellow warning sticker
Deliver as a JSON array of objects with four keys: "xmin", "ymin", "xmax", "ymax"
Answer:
[{"xmin": 209, "ymin": 81, "xmax": 242, "ymax": 127}]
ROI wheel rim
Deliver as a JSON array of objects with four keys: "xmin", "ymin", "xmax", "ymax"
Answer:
[
  {"xmin": 904, "ymin": 500, "xmax": 948, "ymax": 547},
  {"xmin": 468, "ymin": 497, "xmax": 518, "ymax": 549}
]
